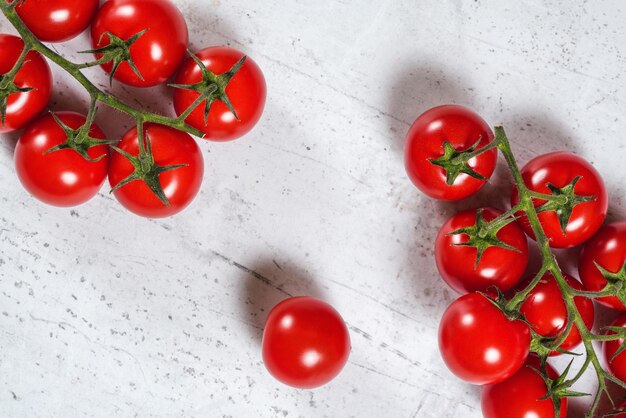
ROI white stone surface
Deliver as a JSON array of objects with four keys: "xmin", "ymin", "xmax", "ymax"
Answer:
[{"xmin": 1, "ymin": 1, "xmax": 626, "ymax": 417}]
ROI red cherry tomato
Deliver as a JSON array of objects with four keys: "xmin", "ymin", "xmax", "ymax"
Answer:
[
  {"xmin": 16, "ymin": 0, "xmax": 99, "ymax": 42},
  {"xmin": 14, "ymin": 111, "xmax": 108, "ymax": 207},
  {"xmin": 404, "ymin": 105, "xmax": 497, "ymax": 200},
  {"xmin": 520, "ymin": 273, "xmax": 594, "ymax": 355},
  {"xmin": 262, "ymin": 296, "xmax": 351, "ymax": 389},
  {"xmin": 511, "ymin": 152, "xmax": 608, "ymax": 248},
  {"xmin": 172, "ymin": 46, "xmax": 267, "ymax": 141},
  {"xmin": 90, "ymin": 0, "xmax": 188, "ymax": 87},
  {"xmin": 108, "ymin": 124, "xmax": 203, "ymax": 218},
  {"xmin": 438, "ymin": 292, "xmax": 530, "ymax": 385},
  {"xmin": 603, "ymin": 313, "xmax": 626, "ymax": 382},
  {"xmin": 435, "ymin": 207, "xmax": 529, "ymax": 294},
  {"xmin": 579, "ymin": 222, "xmax": 626, "ymax": 310},
  {"xmin": 0, "ymin": 34, "xmax": 51, "ymax": 133},
  {"xmin": 482, "ymin": 355, "xmax": 567, "ymax": 418}
]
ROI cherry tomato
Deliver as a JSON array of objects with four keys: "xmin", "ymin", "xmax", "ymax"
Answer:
[
  {"xmin": 579, "ymin": 222, "xmax": 626, "ymax": 310},
  {"xmin": 603, "ymin": 313, "xmax": 626, "ymax": 383},
  {"xmin": 14, "ymin": 111, "xmax": 108, "ymax": 207},
  {"xmin": 262, "ymin": 296, "xmax": 351, "ymax": 389},
  {"xmin": 404, "ymin": 105, "xmax": 497, "ymax": 200},
  {"xmin": 0, "ymin": 34, "xmax": 51, "ymax": 133},
  {"xmin": 90, "ymin": 0, "xmax": 188, "ymax": 87},
  {"xmin": 520, "ymin": 273, "xmax": 594, "ymax": 355},
  {"xmin": 511, "ymin": 152, "xmax": 608, "ymax": 248},
  {"xmin": 438, "ymin": 292, "xmax": 530, "ymax": 385},
  {"xmin": 172, "ymin": 46, "xmax": 266, "ymax": 141},
  {"xmin": 435, "ymin": 207, "xmax": 529, "ymax": 294},
  {"xmin": 16, "ymin": 0, "xmax": 99, "ymax": 42},
  {"xmin": 482, "ymin": 355, "xmax": 567, "ymax": 418},
  {"xmin": 108, "ymin": 124, "xmax": 203, "ymax": 218}
]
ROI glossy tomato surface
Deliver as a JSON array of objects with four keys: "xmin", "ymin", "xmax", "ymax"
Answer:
[
  {"xmin": 438, "ymin": 292, "xmax": 530, "ymax": 385},
  {"xmin": 91, "ymin": 0, "xmax": 188, "ymax": 87},
  {"xmin": 511, "ymin": 152, "xmax": 608, "ymax": 248},
  {"xmin": 482, "ymin": 356, "xmax": 567, "ymax": 418},
  {"xmin": 16, "ymin": 0, "xmax": 99, "ymax": 42},
  {"xmin": 435, "ymin": 207, "xmax": 529, "ymax": 294},
  {"xmin": 0, "ymin": 34, "xmax": 51, "ymax": 133},
  {"xmin": 14, "ymin": 111, "xmax": 108, "ymax": 206},
  {"xmin": 520, "ymin": 273, "xmax": 594, "ymax": 355},
  {"xmin": 173, "ymin": 46, "xmax": 266, "ymax": 141},
  {"xmin": 404, "ymin": 105, "xmax": 497, "ymax": 200},
  {"xmin": 108, "ymin": 124, "xmax": 203, "ymax": 218},
  {"xmin": 262, "ymin": 297, "xmax": 351, "ymax": 389},
  {"xmin": 579, "ymin": 222, "xmax": 626, "ymax": 310},
  {"xmin": 603, "ymin": 313, "xmax": 626, "ymax": 382}
]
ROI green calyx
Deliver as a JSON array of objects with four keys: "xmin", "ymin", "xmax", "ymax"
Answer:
[
  {"xmin": 536, "ymin": 176, "xmax": 596, "ymax": 234},
  {"xmin": 44, "ymin": 112, "xmax": 115, "ymax": 162},
  {"xmin": 429, "ymin": 138, "xmax": 489, "ymax": 185},
  {"xmin": 602, "ymin": 325, "xmax": 626, "ymax": 361},
  {"xmin": 0, "ymin": 75, "xmax": 33, "ymax": 126},
  {"xmin": 596, "ymin": 261, "xmax": 626, "ymax": 307},
  {"xmin": 533, "ymin": 359, "xmax": 589, "ymax": 418},
  {"xmin": 478, "ymin": 289, "xmax": 524, "ymax": 321}
]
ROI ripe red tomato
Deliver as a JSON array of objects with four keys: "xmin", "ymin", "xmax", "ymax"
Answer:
[
  {"xmin": 108, "ymin": 124, "xmax": 203, "ymax": 218},
  {"xmin": 481, "ymin": 355, "xmax": 567, "ymax": 418},
  {"xmin": 520, "ymin": 273, "xmax": 594, "ymax": 355},
  {"xmin": 579, "ymin": 222, "xmax": 626, "ymax": 310},
  {"xmin": 262, "ymin": 296, "xmax": 351, "ymax": 389},
  {"xmin": 511, "ymin": 152, "xmax": 608, "ymax": 248},
  {"xmin": 435, "ymin": 207, "xmax": 529, "ymax": 294},
  {"xmin": 90, "ymin": 0, "xmax": 188, "ymax": 87},
  {"xmin": 14, "ymin": 111, "xmax": 108, "ymax": 207},
  {"xmin": 438, "ymin": 292, "xmax": 530, "ymax": 385},
  {"xmin": 0, "ymin": 34, "xmax": 51, "ymax": 133},
  {"xmin": 404, "ymin": 105, "xmax": 497, "ymax": 200},
  {"xmin": 603, "ymin": 313, "xmax": 626, "ymax": 382},
  {"xmin": 16, "ymin": 0, "xmax": 99, "ymax": 42},
  {"xmin": 172, "ymin": 46, "xmax": 267, "ymax": 141}
]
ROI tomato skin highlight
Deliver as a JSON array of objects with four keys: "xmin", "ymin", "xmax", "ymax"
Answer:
[
  {"xmin": 108, "ymin": 124, "xmax": 204, "ymax": 218},
  {"xmin": 438, "ymin": 292, "xmax": 530, "ymax": 385},
  {"xmin": 172, "ymin": 46, "xmax": 267, "ymax": 141},
  {"xmin": 15, "ymin": 0, "xmax": 99, "ymax": 42},
  {"xmin": 435, "ymin": 207, "xmax": 529, "ymax": 294},
  {"xmin": 404, "ymin": 105, "xmax": 497, "ymax": 200},
  {"xmin": 0, "ymin": 34, "xmax": 52, "ymax": 133},
  {"xmin": 603, "ymin": 313, "xmax": 626, "ymax": 383},
  {"xmin": 481, "ymin": 355, "xmax": 567, "ymax": 418},
  {"xmin": 511, "ymin": 151, "xmax": 608, "ymax": 248},
  {"xmin": 579, "ymin": 222, "xmax": 626, "ymax": 310},
  {"xmin": 262, "ymin": 296, "xmax": 351, "ymax": 389},
  {"xmin": 14, "ymin": 111, "xmax": 109, "ymax": 207},
  {"xmin": 90, "ymin": 0, "xmax": 188, "ymax": 87}
]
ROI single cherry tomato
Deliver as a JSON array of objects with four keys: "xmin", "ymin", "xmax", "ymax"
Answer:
[
  {"xmin": 262, "ymin": 296, "xmax": 351, "ymax": 389},
  {"xmin": 90, "ymin": 0, "xmax": 188, "ymax": 87},
  {"xmin": 16, "ymin": 0, "xmax": 99, "ymax": 42},
  {"xmin": 520, "ymin": 273, "xmax": 594, "ymax": 355},
  {"xmin": 404, "ymin": 105, "xmax": 497, "ymax": 200},
  {"xmin": 438, "ymin": 292, "xmax": 530, "ymax": 385},
  {"xmin": 482, "ymin": 355, "xmax": 567, "ymax": 418},
  {"xmin": 0, "ymin": 34, "xmax": 52, "ymax": 133},
  {"xmin": 579, "ymin": 222, "xmax": 626, "ymax": 310},
  {"xmin": 172, "ymin": 46, "xmax": 266, "ymax": 141},
  {"xmin": 511, "ymin": 152, "xmax": 608, "ymax": 248},
  {"xmin": 435, "ymin": 207, "xmax": 529, "ymax": 294},
  {"xmin": 603, "ymin": 313, "xmax": 626, "ymax": 382},
  {"xmin": 108, "ymin": 124, "xmax": 203, "ymax": 218},
  {"xmin": 14, "ymin": 111, "xmax": 109, "ymax": 207}
]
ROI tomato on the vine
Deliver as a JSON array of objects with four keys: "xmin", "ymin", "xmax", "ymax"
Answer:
[
  {"xmin": 262, "ymin": 296, "xmax": 351, "ymax": 389},
  {"xmin": 435, "ymin": 207, "xmax": 529, "ymax": 294},
  {"xmin": 438, "ymin": 292, "xmax": 530, "ymax": 385},
  {"xmin": 16, "ymin": 0, "xmax": 99, "ymax": 42},
  {"xmin": 602, "ymin": 313, "xmax": 626, "ymax": 383},
  {"xmin": 90, "ymin": 0, "xmax": 188, "ymax": 87},
  {"xmin": 511, "ymin": 152, "xmax": 608, "ymax": 248},
  {"xmin": 14, "ymin": 111, "xmax": 109, "ymax": 207},
  {"xmin": 0, "ymin": 34, "xmax": 51, "ymax": 133},
  {"xmin": 108, "ymin": 124, "xmax": 203, "ymax": 218},
  {"xmin": 404, "ymin": 105, "xmax": 497, "ymax": 201},
  {"xmin": 172, "ymin": 46, "xmax": 267, "ymax": 141},
  {"xmin": 579, "ymin": 222, "xmax": 626, "ymax": 310}
]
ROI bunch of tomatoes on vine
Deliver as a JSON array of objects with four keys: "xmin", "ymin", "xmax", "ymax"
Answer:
[{"xmin": 405, "ymin": 104, "xmax": 626, "ymax": 417}]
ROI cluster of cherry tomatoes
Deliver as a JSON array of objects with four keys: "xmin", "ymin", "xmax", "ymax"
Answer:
[
  {"xmin": 2, "ymin": 0, "xmax": 266, "ymax": 218},
  {"xmin": 405, "ymin": 105, "xmax": 626, "ymax": 417}
]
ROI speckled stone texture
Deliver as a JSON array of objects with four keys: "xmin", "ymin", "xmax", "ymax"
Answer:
[{"xmin": 1, "ymin": 1, "xmax": 626, "ymax": 417}]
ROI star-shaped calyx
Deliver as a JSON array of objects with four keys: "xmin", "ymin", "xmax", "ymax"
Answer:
[
  {"xmin": 531, "ymin": 358, "xmax": 589, "ymax": 418},
  {"xmin": 0, "ymin": 74, "xmax": 33, "ymax": 126},
  {"xmin": 536, "ymin": 176, "xmax": 596, "ymax": 234},
  {"xmin": 44, "ymin": 111, "xmax": 115, "ymax": 161},
  {"xmin": 596, "ymin": 260, "xmax": 626, "ymax": 306},
  {"xmin": 429, "ymin": 138, "xmax": 489, "ymax": 185}
]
